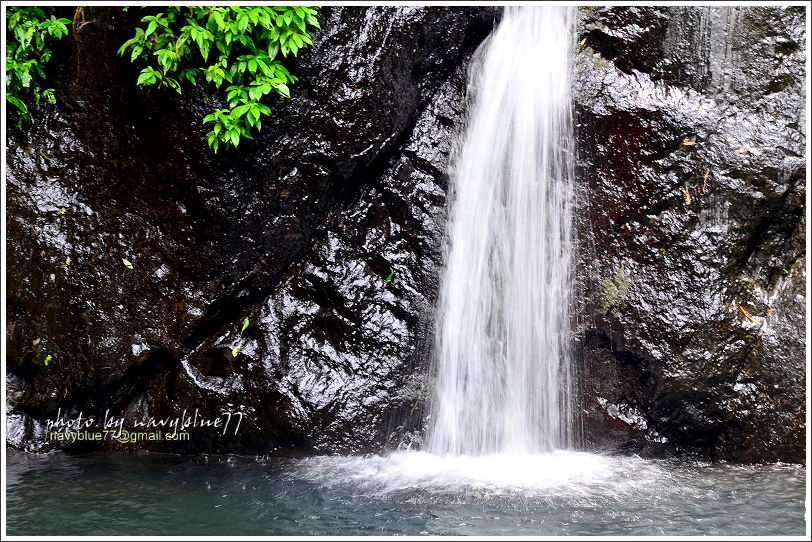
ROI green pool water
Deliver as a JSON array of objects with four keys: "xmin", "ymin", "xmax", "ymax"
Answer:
[{"xmin": 5, "ymin": 450, "xmax": 806, "ymax": 536}]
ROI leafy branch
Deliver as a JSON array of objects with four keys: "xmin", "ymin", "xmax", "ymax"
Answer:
[
  {"xmin": 5, "ymin": 6, "xmax": 72, "ymax": 124},
  {"xmin": 118, "ymin": 6, "xmax": 320, "ymax": 152}
]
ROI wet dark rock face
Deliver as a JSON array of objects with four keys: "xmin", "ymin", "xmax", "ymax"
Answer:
[
  {"xmin": 573, "ymin": 6, "xmax": 806, "ymax": 462},
  {"xmin": 6, "ymin": 5, "xmax": 494, "ymax": 454},
  {"xmin": 6, "ymin": 6, "xmax": 805, "ymax": 463}
]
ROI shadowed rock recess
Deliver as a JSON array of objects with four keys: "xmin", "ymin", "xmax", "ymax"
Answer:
[{"xmin": 6, "ymin": 7, "xmax": 805, "ymax": 462}]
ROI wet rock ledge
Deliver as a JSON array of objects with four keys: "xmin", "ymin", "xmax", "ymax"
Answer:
[
  {"xmin": 573, "ymin": 6, "xmax": 806, "ymax": 463},
  {"xmin": 6, "ymin": 6, "xmax": 495, "ymax": 455}
]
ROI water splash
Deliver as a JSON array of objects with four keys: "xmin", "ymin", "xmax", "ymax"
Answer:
[
  {"xmin": 428, "ymin": 6, "xmax": 576, "ymax": 455},
  {"xmin": 294, "ymin": 451, "xmax": 672, "ymax": 498}
]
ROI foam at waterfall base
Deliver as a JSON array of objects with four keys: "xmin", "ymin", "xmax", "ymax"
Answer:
[{"xmin": 292, "ymin": 450, "xmax": 681, "ymax": 500}]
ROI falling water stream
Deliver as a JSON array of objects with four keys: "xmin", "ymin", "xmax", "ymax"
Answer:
[{"xmin": 428, "ymin": 6, "xmax": 574, "ymax": 456}]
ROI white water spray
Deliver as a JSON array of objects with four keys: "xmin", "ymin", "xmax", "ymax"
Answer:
[{"xmin": 428, "ymin": 7, "xmax": 576, "ymax": 455}]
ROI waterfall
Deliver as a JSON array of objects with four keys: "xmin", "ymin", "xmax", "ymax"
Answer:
[{"xmin": 428, "ymin": 7, "xmax": 575, "ymax": 456}]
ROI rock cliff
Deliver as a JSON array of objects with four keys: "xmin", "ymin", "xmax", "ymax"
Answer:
[{"xmin": 6, "ymin": 6, "xmax": 805, "ymax": 462}]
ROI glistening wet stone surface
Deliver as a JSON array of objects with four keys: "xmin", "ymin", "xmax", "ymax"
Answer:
[
  {"xmin": 573, "ymin": 6, "xmax": 806, "ymax": 462},
  {"xmin": 6, "ymin": 6, "xmax": 494, "ymax": 455}
]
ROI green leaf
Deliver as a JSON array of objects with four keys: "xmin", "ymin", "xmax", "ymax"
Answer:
[
  {"xmin": 165, "ymin": 77, "xmax": 182, "ymax": 93},
  {"xmin": 247, "ymin": 107, "xmax": 259, "ymax": 125},
  {"xmin": 211, "ymin": 10, "xmax": 224, "ymax": 30},
  {"xmin": 241, "ymin": 317, "xmax": 250, "ymax": 334},
  {"xmin": 181, "ymin": 69, "xmax": 198, "ymax": 85},
  {"xmin": 7, "ymin": 95, "xmax": 28, "ymax": 115},
  {"xmin": 275, "ymin": 83, "xmax": 290, "ymax": 98},
  {"xmin": 232, "ymin": 104, "xmax": 250, "ymax": 118},
  {"xmin": 256, "ymin": 58, "xmax": 271, "ymax": 77},
  {"xmin": 65, "ymin": 256, "xmax": 71, "ymax": 265},
  {"xmin": 44, "ymin": 355, "xmax": 52, "ymax": 366},
  {"xmin": 237, "ymin": 14, "xmax": 250, "ymax": 32},
  {"xmin": 137, "ymin": 68, "xmax": 157, "ymax": 86},
  {"xmin": 117, "ymin": 40, "xmax": 133, "ymax": 57},
  {"xmin": 231, "ymin": 345, "xmax": 241, "ymax": 357},
  {"xmin": 19, "ymin": 69, "xmax": 33, "ymax": 88},
  {"xmin": 385, "ymin": 273, "xmax": 394, "ymax": 283},
  {"xmin": 198, "ymin": 38, "xmax": 211, "ymax": 61},
  {"xmin": 122, "ymin": 258, "xmax": 134, "ymax": 269},
  {"xmin": 257, "ymin": 9, "xmax": 271, "ymax": 28}
]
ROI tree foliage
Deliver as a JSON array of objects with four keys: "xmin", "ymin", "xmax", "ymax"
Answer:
[
  {"xmin": 5, "ymin": 6, "xmax": 71, "ymax": 123},
  {"xmin": 118, "ymin": 6, "xmax": 320, "ymax": 152}
]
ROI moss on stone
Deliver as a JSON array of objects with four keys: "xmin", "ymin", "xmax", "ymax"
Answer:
[{"xmin": 600, "ymin": 268, "xmax": 632, "ymax": 314}]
